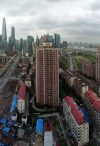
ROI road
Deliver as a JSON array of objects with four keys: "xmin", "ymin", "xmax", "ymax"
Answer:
[
  {"xmin": 32, "ymin": 95, "xmax": 56, "ymax": 112},
  {"xmin": 66, "ymin": 52, "xmax": 77, "ymax": 72},
  {"xmin": 0, "ymin": 53, "xmax": 21, "ymax": 92}
]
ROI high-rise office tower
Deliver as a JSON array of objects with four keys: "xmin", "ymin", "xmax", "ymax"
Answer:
[
  {"xmin": 2, "ymin": 18, "xmax": 7, "ymax": 42},
  {"xmin": 0, "ymin": 35, "xmax": 2, "ymax": 49},
  {"xmin": 62, "ymin": 41, "xmax": 67, "ymax": 48},
  {"xmin": 2, "ymin": 18, "xmax": 7, "ymax": 50},
  {"xmin": 11, "ymin": 26, "xmax": 16, "ymax": 47},
  {"xmin": 36, "ymin": 36, "xmax": 39, "ymax": 47},
  {"xmin": 36, "ymin": 40, "xmax": 59, "ymax": 107},
  {"xmin": 54, "ymin": 33, "xmax": 60, "ymax": 48},
  {"xmin": 27, "ymin": 36, "xmax": 34, "ymax": 54},
  {"xmin": 96, "ymin": 48, "xmax": 100, "ymax": 84},
  {"xmin": 20, "ymin": 38, "xmax": 24, "ymax": 52}
]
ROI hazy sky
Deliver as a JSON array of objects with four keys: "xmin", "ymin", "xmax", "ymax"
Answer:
[{"xmin": 0, "ymin": 0, "xmax": 100, "ymax": 42}]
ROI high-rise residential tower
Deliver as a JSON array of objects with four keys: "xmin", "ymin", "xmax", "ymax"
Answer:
[
  {"xmin": 96, "ymin": 48, "xmax": 100, "ymax": 84},
  {"xmin": 36, "ymin": 40, "xmax": 59, "ymax": 107}
]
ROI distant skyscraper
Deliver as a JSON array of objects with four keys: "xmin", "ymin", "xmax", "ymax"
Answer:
[
  {"xmin": 62, "ymin": 41, "xmax": 67, "ymax": 48},
  {"xmin": 54, "ymin": 33, "xmax": 60, "ymax": 48},
  {"xmin": 2, "ymin": 18, "xmax": 7, "ymax": 50},
  {"xmin": 20, "ymin": 38, "xmax": 24, "ymax": 52},
  {"xmin": 0, "ymin": 35, "xmax": 2, "ymax": 49},
  {"xmin": 36, "ymin": 36, "xmax": 39, "ymax": 47},
  {"xmin": 96, "ymin": 48, "xmax": 100, "ymax": 84},
  {"xmin": 36, "ymin": 41, "xmax": 59, "ymax": 107},
  {"xmin": 11, "ymin": 26, "xmax": 16, "ymax": 47},
  {"xmin": 2, "ymin": 18, "xmax": 7, "ymax": 42},
  {"xmin": 27, "ymin": 36, "xmax": 34, "ymax": 54}
]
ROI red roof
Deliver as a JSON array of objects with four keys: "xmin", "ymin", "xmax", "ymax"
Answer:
[
  {"xmin": 71, "ymin": 103, "xmax": 78, "ymax": 111},
  {"xmin": 93, "ymin": 100, "xmax": 100, "ymax": 112},
  {"xmin": 44, "ymin": 123, "xmax": 52, "ymax": 132},
  {"xmin": 18, "ymin": 82, "xmax": 26, "ymax": 100},
  {"xmin": 64, "ymin": 96, "xmax": 73, "ymax": 104},
  {"xmin": 86, "ymin": 90, "xmax": 98, "ymax": 104},
  {"xmin": 86, "ymin": 90, "xmax": 100, "ymax": 112},
  {"xmin": 64, "ymin": 96, "xmax": 86, "ymax": 125}
]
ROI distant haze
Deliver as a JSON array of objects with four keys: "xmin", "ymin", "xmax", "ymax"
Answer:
[{"xmin": 0, "ymin": 0, "xmax": 100, "ymax": 43}]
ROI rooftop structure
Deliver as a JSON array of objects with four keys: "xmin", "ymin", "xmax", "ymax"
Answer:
[
  {"xmin": 36, "ymin": 119, "xmax": 44, "ymax": 135},
  {"xmin": 18, "ymin": 82, "xmax": 26, "ymax": 100},
  {"xmin": 10, "ymin": 95, "xmax": 17, "ymax": 113}
]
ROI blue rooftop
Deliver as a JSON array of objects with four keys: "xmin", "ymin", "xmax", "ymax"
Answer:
[
  {"xmin": 3, "ymin": 127, "xmax": 10, "ymax": 133},
  {"xmin": 36, "ymin": 118, "xmax": 44, "ymax": 134},
  {"xmin": 80, "ymin": 108, "xmax": 90, "ymax": 123},
  {"xmin": 0, "ymin": 118, "xmax": 7, "ymax": 124}
]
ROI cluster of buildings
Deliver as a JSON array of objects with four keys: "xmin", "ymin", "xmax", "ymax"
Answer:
[
  {"xmin": 0, "ymin": 18, "xmax": 34, "ymax": 56},
  {"xmin": 80, "ymin": 48, "xmax": 100, "ymax": 85},
  {"xmin": 0, "ymin": 112, "xmax": 34, "ymax": 146},
  {"xmin": 62, "ymin": 70, "xmax": 89, "ymax": 97},
  {"xmin": 62, "ymin": 69, "xmax": 100, "ymax": 145},
  {"xmin": 0, "ymin": 18, "xmax": 16, "ymax": 54},
  {"xmin": 0, "ymin": 18, "xmax": 68, "ymax": 57},
  {"xmin": 36, "ymin": 34, "xmax": 67, "ymax": 49},
  {"xmin": 35, "ymin": 118, "xmax": 56, "ymax": 146}
]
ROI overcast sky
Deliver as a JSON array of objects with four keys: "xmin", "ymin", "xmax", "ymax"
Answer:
[{"xmin": 0, "ymin": 0, "xmax": 100, "ymax": 43}]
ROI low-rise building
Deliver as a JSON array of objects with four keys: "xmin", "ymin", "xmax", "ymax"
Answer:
[
  {"xmin": 81, "ymin": 59, "xmax": 95, "ymax": 79},
  {"xmin": 22, "ymin": 115, "xmax": 27, "ymax": 125},
  {"xmin": 74, "ymin": 78, "xmax": 89, "ymax": 97},
  {"xmin": 83, "ymin": 90, "xmax": 100, "ymax": 130},
  {"xmin": 17, "ymin": 82, "xmax": 26, "ymax": 113},
  {"xmin": 62, "ymin": 70, "xmax": 77, "ymax": 87},
  {"xmin": 44, "ymin": 131, "xmax": 55, "ymax": 146},
  {"xmin": 63, "ymin": 96, "xmax": 89, "ymax": 146},
  {"xmin": 44, "ymin": 123, "xmax": 56, "ymax": 146}
]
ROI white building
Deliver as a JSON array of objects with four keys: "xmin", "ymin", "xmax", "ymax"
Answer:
[
  {"xmin": 62, "ymin": 70, "xmax": 77, "ymax": 87},
  {"xmin": 63, "ymin": 96, "xmax": 89, "ymax": 146},
  {"xmin": 17, "ymin": 99, "xmax": 25, "ymax": 113},
  {"xmin": 44, "ymin": 131, "xmax": 55, "ymax": 146},
  {"xmin": 11, "ymin": 113, "xmax": 17, "ymax": 121},
  {"xmin": 22, "ymin": 115, "xmax": 27, "ymax": 125},
  {"xmin": 74, "ymin": 78, "xmax": 89, "ymax": 98}
]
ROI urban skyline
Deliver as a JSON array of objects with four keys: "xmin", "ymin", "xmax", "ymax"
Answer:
[{"xmin": 0, "ymin": 0, "xmax": 100, "ymax": 43}]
